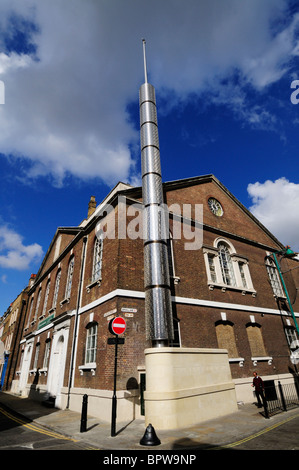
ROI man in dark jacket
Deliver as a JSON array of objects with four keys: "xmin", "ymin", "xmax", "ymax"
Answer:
[{"xmin": 252, "ymin": 371, "xmax": 267, "ymax": 408}]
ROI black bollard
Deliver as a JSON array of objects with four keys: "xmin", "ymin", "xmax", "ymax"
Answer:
[
  {"xmin": 80, "ymin": 394, "xmax": 88, "ymax": 432},
  {"xmin": 140, "ymin": 423, "xmax": 161, "ymax": 446}
]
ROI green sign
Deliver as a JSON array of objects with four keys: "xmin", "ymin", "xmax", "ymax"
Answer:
[{"xmin": 37, "ymin": 314, "xmax": 54, "ymax": 330}]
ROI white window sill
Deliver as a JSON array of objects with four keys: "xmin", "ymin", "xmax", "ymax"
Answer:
[
  {"xmin": 251, "ymin": 356, "xmax": 273, "ymax": 366},
  {"xmin": 60, "ymin": 298, "xmax": 70, "ymax": 307},
  {"xmin": 79, "ymin": 363, "xmax": 96, "ymax": 375},
  {"xmin": 86, "ymin": 279, "xmax": 102, "ymax": 293},
  {"xmin": 208, "ymin": 282, "xmax": 256, "ymax": 296},
  {"xmin": 229, "ymin": 357, "xmax": 245, "ymax": 367},
  {"xmin": 273, "ymin": 294, "xmax": 286, "ymax": 300}
]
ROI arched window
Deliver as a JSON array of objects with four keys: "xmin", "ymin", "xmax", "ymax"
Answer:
[
  {"xmin": 203, "ymin": 238, "xmax": 255, "ymax": 294},
  {"xmin": 34, "ymin": 288, "xmax": 42, "ymax": 321},
  {"xmin": 65, "ymin": 256, "xmax": 74, "ymax": 299},
  {"xmin": 218, "ymin": 243, "xmax": 236, "ymax": 287},
  {"xmin": 27, "ymin": 297, "xmax": 34, "ymax": 327},
  {"xmin": 52, "ymin": 269, "xmax": 61, "ymax": 308},
  {"xmin": 43, "ymin": 339, "xmax": 51, "ymax": 369},
  {"xmin": 33, "ymin": 342, "xmax": 40, "ymax": 369},
  {"xmin": 42, "ymin": 280, "xmax": 50, "ymax": 317},
  {"xmin": 92, "ymin": 235, "xmax": 103, "ymax": 283}
]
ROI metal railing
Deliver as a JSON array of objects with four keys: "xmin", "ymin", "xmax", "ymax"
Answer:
[{"xmin": 262, "ymin": 380, "xmax": 299, "ymax": 419}]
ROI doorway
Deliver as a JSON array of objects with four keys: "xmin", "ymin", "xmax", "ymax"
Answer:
[{"xmin": 47, "ymin": 331, "xmax": 68, "ymax": 408}]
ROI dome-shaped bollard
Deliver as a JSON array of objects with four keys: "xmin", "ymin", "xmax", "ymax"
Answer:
[{"xmin": 140, "ymin": 423, "xmax": 161, "ymax": 446}]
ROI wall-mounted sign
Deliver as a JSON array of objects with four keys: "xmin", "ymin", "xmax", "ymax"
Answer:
[
  {"xmin": 37, "ymin": 314, "xmax": 54, "ymax": 330},
  {"xmin": 104, "ymin": 308, "xmax": 117, "ymax": 318}
]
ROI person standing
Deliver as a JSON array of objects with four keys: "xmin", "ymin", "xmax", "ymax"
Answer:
[{"xmin": 252, "ymin": 371, "xmax": 267, "ymax": 408}]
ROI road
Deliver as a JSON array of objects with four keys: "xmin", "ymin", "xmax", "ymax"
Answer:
[
  {"xmin": 220, "ymin": 412, "xmax": 299, "ymax": 450},
  {"xmin": 0, "ymin": 397, "xmax": 299, "ymax": 452},
  {"xmin": 0, "ymin": 404, "xmax": 96, "ymax": 450}
]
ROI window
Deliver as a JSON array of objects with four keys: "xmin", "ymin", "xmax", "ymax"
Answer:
[
  {"xmin": 33, "ymin": 289, "xmax": 42, "ymax": 322},
  {"xmin": 42, "ymin": 280, "xmax": 50, "ymax": 316},
  {"xmin": 92, "ymin": 236, "xmax": 103, "ymax": 283},
  {"xmin": 33, "ymin": 343, "xmax": 40, "ymax": 369},
  {"xmin": 203, "ymin": 238, "xmax": 255, "ymax": 294},
  {"xmin": 167, "ymin": 231, "xmax": 180, "ymax": 285},
  {"xmin": 218, "ymin": 243, "xmax": 236, "ymax": 286},
  {"xmin": 208, "ymin": 254, "xmax": 217, "ymax": 283},
  {"xmin": 238, "ymin": 262, "xmax": 248, "ymax": 289},
  {"xmin": 65, "ymin": 256, "xmax": 74, "ymax": 299},
  {"xmin": 43, "ymin": 340, "xmax": 51, "ymax": 369},
  {"xmin": 85, "ymin": 323, "xmax": 97, "ymax": 364},
  {"xmin": 265, "ymin": 257, "xmax": 284, "ymax": 297},
  {"xmin": 52, "ymin": 269, "xmax": 61, "ymax": 308},
  {"xmin": 285, "ymin": 326, "xmax": 298, "ymax": 349},
  {"xmin": 27, "ymin": 297, "xmax": 34, "ymax": 327}
]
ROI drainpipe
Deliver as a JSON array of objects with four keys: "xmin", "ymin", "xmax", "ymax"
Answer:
[{"xmin": 66, "ymin": 236, "xmax": 87, "ymax": 409}]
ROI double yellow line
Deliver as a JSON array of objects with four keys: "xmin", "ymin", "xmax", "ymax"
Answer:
[
  {"xmin": 0, "ymin": 404, "xmax": 78, "ymax": 443},
  {"xmin": 217, "ymin": 411, "xmax": 299, "ymax": 449}
]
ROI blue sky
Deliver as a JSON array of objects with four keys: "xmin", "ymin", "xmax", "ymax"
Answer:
[{"xmin": 0, "ymin": 0, "xmax": 299, "ymax": 315}]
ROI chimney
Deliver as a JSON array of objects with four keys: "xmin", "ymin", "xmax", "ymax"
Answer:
[
  {"xmin": 29, "ymin": 274, "xmax": 36, "ymax": 287},
  {"xmin": 87, "ymin": 196, "xmax": 97, "ymax": 218}
]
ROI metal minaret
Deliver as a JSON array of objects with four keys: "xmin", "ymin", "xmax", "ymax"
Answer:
[{"xmin": 139, "ymin": 39, "xmax": 174, "ymax": 347}]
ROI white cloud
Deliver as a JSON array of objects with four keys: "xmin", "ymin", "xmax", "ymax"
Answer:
[
  {"xmin": 0, "ymin": 224, "xmax": 43, "ymax": 270},
  {"xmin": 0, "ymin": 0, "xmax": 297, "ymax": 186},
  {"xmin": 248, "ymin": 178, "xmax": 299, "ymax": 251}
]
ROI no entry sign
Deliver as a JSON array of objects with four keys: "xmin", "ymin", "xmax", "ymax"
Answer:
[{"xmin": 110, "ymin": 317, "xmax": 126, "ymax": 335}]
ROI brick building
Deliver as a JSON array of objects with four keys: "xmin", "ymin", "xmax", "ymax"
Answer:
[
  {"xmin": 0, "ymin": 275, "xmax": 33, "ymax": 390},
  {"xmin": 10, "ymin": 174, "xmax": 299, "ymax": 421}
]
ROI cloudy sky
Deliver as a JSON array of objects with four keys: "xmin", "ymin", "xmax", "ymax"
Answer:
[{"xmin": 0, "ymin": 0, "xmax": 299, "ymax": 314}]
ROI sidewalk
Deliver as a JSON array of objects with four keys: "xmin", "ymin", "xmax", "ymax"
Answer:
[{"xmin": 0, "ymin": 390, "xmax": 298, "ymax": 450}]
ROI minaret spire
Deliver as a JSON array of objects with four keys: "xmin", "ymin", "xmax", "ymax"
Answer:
[
  {"xmin": 142, "ymin": 39, "xmax": 148, "ymax": 83},
  {"xmin": 139, "ymin": 40, "xmax": 174, "ymax": 347}
]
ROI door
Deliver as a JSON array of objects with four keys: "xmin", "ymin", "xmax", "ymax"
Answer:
[
  {"xmin": 19, "ymin": 343, "xmax": 33, "ymax": 395},
  {"xmin": 47, "ymin": 331, "xmax": 68, "ymax": 408}
]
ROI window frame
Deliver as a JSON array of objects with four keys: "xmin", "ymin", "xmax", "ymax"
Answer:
[
  {"xmin": 42, "ymin": 339, "xmax": 51, "ymax": 369},
  {"xmin": 92, "ymin": 235, "xmax": 103, "ymax": 284},
  {"xmin": 65, "ymin": 255, "xmax": 75, "ymax": 300},
  {"xmin": 265, "ymin": 256, "xmax": 285, "ymax": 298},
  {"xmin": 33, "ymin": 342, "xmax": 40, "ymax": 370},
  {"xmin": 285, "ymin": 325, "xmax": 298, "ymax": 350},
  {"xmin": 203, "ymin": 238, "xmax": 256, "ymax": 295},
  {"xmin": 42, "ymin": 280, "xmax": 50, "ymax": 317},
  {"xmin": 52, "ymin": 268, "xmax": 61, "ymax": 309},
  {"xmin": 33, "ymin": 288, "xmax": 42, "ymax": 323},
  {"xmin": 85, "ymin": 322, "xmax": 98, "ymax": 366}
]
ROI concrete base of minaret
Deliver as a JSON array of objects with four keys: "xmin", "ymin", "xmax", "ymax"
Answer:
[{"xmin": 143, "ymin": 347, "xmax": 238, "ymax": 430}]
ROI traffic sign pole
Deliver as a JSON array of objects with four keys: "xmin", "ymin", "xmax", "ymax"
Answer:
[
  {"xmin": 111, "ymin": 335, "xmax": 118, "ymax": 437},
  {"xmin": 108, "ymin": 317, "xmax": 126, "ymax": 437}
]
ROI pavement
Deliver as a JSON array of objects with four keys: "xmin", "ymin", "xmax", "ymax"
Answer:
[{"xmin": 0, "ymin": 390, "xmax": 299, "ymax": 451}]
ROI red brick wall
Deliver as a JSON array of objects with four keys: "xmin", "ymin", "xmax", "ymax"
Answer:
[{"xmin": 13, "ymin": 179, "xmax": 299, "ymax": 396}]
